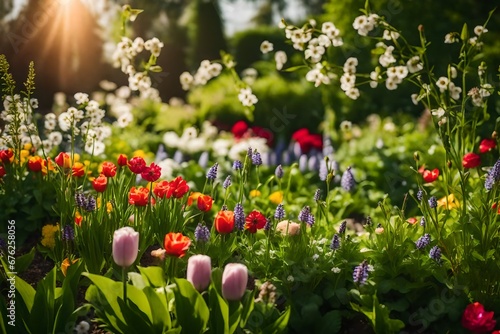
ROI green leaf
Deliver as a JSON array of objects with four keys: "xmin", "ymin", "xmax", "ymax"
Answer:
[
  {"xmin": 228, "ymin": 301, "xmax": 243, "ymax": 334},
  {"xmin": 14, "ymin": 276, "xmax": 36, "ymax": 312},
  {"xmin": 143, "ymin": 286, "xmax": 172, "ymax": 332},
  {"xmin": 239, "ymin": 290, "xmax": 255, "ymax": 328},
  {"xmin": 208, "ymin": 283, "xmax": 229, "ymax": 334},
  {"xmin": 117, "ymin": 297, "xmax": 155, "ymax": 334},
  {"xmin": 282, "ymin": 65, "xmax": 308, "ymax": 72},
  {"xmin": 30, "ymin": 267, "xmax": 56, "ymax": 334},
  {"xmin": 318, "ymin": 310, "xmax": 341, "ymax": 334},
  {"xmin": 172, "ymin": 278, "xmax": 209, "ymax": 334},
  {"xmin": 14, "ymin": 247, "xmax": 36, "ymax": 274},
  {"xmin": 471, "ymin": 250, "xmax": 485, "ymax": 262},
  {"xmin": 261, "ymin": 306, "xmax": 290, "ymax": 334},
  {"xmin": 128, "ymin": 272, "xmax": 147, "ymax": 289},
  {"xmin": 138, "ymin": 266, "xmax": 166, "ymax": 288}
]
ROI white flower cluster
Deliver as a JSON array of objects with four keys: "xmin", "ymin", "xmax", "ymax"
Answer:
[
  {"xmin": 238, "ymin": 87, "xmax": 258, "ymax": 107},
  {"xmin": 445, "ymin": 25, "xmax": 488, "ymax": 45},
  {"xmin": 42, "ymin": 92, "xmax": 111, "ymax": 156},
  {"xmin": 468, "ymin": 84, "xmax": 493, "ymax": 107},
  {"xmin": 179, "ymin": 60, "xmax": 223, "ymax": 91},
  {"xmin": 352, "ymin": 13, "xmax": 379, "ymax": 36},
  {"xmin": 100, "ymin": 84, "xmax": 135, "ymax": 128},
  {"xmin": 435, "ymin": 76, "xmax": 462, "ymax": 100},
  {"xmin": 163, "ymin": 121, "xmax": 219, "ymax": 155},
  {"xmin": 340, "ymin": 57, "xmax": 360, "ymax": 99},
  {"xmin": 111, "ymin": 36, "xmax": 162, "ymax": 99},
  {"xmin": 0, "ymin": 95, "xmax": 41, "ymax": 149}
]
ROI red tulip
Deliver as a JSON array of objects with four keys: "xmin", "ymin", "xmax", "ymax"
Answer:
[
  {"xmin": 0, "ymin": 166, "xmax": 6, "ymax": 178},
  {"xmin": 215, "ymin": 210, "xmax": 234, "ymax": 234},
  {"xmin": 462, "ymin": 153, "xmax": 481, "ymax": 169},
  {"xmin": 141, "ymin": 162, "xmax": 162, "ymax": 182},
  {"xmin": 479, "ymin": 138, "xmax": 496, "ymax": 153},
  {"xmin": 71, "ymin": 162, "xmax": 85, "ymax": 177},
  {"xmin": 231, "ymin": 120, "xmax": 249, "ymax": 138},
  {"xmin": 461, "ymin": 302, "xmax": 496, "ymax": 333},
  {"xmin": 170, "ymin": 176, "xmax": 190, "ymax": 198},
  {"xmin": 128, "ymin": 186, "xmax": 150, "ymax": 206},
  {"xmin": 164, "ymin": 232, "xmax": 191, "ymax": 258},
  {"xmin": 0, "ymin": 149, "xmax": 13, "ymax": 164},
  {"xmin": 422, "ymin": 168, "xmax": 439, "ymax": 183},
  {"xmin": 101, "ymin": 161, "xmax": 117, "ymax": 177},
  {"xmin": 117, "ymin": 154, "xmax": 128, "ymax": 167},
  {"xmin": 244, "ymin": 210, "xmax": 267, "ymax": 233},
  {"xmin": 28, "ymin": 156, "xmax": 43, "ymax": 172},
  {"xmin": 92, "ymin": 174, "xmax": 107, "ymax": 192},
  {"xmin": 128, "ymin": 156, "xmax": 146, "ymax": 174},
  {"xmin": 197, "ymin": 194, "xmax": 213, "ymax": 212},
  {"xmin": 55, "ymin": 152, "xmax": 71, "ymax": 168}
]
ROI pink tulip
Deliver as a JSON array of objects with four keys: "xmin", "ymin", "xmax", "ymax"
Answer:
[
  {"xmin": 112, "ymin": 227, "xmax": 139, "ymax": 268},
  {"xmin": 222, "ymin": 263, "xmax": 248, "ymax": 301},
  {"xmin": 186, "ymin": 255, "xmax": 212, "ymax": 291}
]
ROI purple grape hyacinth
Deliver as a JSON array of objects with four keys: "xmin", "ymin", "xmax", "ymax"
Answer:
[
  {"xmin": 330, "ymin": 234, "xmax": 340, "ymax": 250},
  {"xmin": 194, "ymin": 223, "xmax": 210, "ymax": 243},
  {"xmin": 206, "ymin": 163, "xmax": 218, "ymax": 180},
  {"xmin": 274, "ymin": 203, "xmax": 285, "ymax": 220},
  {"xmin": 353, "ymin": 260, "xmax": 369, "ymax": 285},
  {"xmin": 234, "ymin": 203, "xmax": 245, "ymax": 231},
  {"xmin": 341, "ymin": 167, "xmax": 355, "ymax": 192},
  {"xmin": 415, "ymin": 233, "xmax": 431, "ymax": 249}
]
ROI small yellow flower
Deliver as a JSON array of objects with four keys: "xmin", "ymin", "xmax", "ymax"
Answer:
[
  {"xmin": 96, "ymin": 197, "xmax": 113, "ymax": 213},
  {"xmin": 249, "ymin": 189, "xmax": 261, "ymax": 198},
  {"xmin": 133, "ymin": 149, "xmax": 147, "ymax": 158},
  {"xmin": 23, "ymin": 143, "xmax": 32, "ymax": 151},
  {"xmin": 19, "ymin": 149, "xmax": 30, "ymax": 164},
  {"xmin": 437, "ymin": 194, "xmax": 460, "ymax": 210},
  {"xmin": 269, "ymin": 191, "xmax": 284, "ymax": 205},
  {"xmin": 73, "ymin": 153, "xmax": 80, "ymax": 162},
  {"xmin": 41, "ymin": 224, "xmax": 59, "ymax": 249}
]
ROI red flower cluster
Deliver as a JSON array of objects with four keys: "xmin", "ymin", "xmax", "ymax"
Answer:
[
  {"xmin": 291, "ymin": 128, "xmax": 322, "ymax": 154},
  {"xmin": 153, "ymin": 176, "xmax": 190, "ymax": 199},
  {"xmin": 479, "ymin": 138, "xmax": 497, "ymax": 153},
  {"xmin": 461, "ymin": 302, "xmax": 496, "ymax": 333},
  {"xmin": 231, "ymin": 121, "xmax": 273, "ymax": 146},
  {"xmin": 461, "ymin": 137, "xmax": 497, "ymax": 169}
]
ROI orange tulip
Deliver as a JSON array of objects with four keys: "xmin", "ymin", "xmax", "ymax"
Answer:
[
  {"xmin": 197, "ymin": 194, "xmax": 213, "ymax": 212},
  {"xmin": 164, "ymin": 232, "xmax": 191, "ymax": 258},
  {"xmin": 28, "ymin": 156, "xmax": 43, "ymax": 172},
  {"xmin": 215, "ymin": 210, "xmax": 235, "ymax": 234},
  {"xmin": 71, "ymin": 162, "xmax": 85, "ymax": 177},
  {"xmin": 92, "ymin": 174, "xmax": 107, "ymax": 192}
]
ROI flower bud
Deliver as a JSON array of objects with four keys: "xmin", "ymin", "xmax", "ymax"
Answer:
[
  {"xmin": 413, "ymin": 151, "xmax": 419, "ymax": 161},
  {"xmin": 222, "ymin": 263, "xmax": 248, "ymax": 301},
  {"xmin": 186, "ymin": 255, "xmax": 212, "ymax": 292},
  {"xmin": 112, "ymin": 227, "xmax": 139, "ymax": 268}
]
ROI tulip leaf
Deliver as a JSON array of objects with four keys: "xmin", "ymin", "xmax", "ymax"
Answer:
[
  {"xmin": 129, "ymin": 272, "xmax": 147, "ymax": 289},
  {"xmin": 208, "ymin": 283, "xmax": 229, "ymax": 334},
  {"xmin": 172, "ymin": 278, "xmax": 209, "ymax": 334},
  {"xmin": 143, "ymin": 285, "xmax": 172, "ymax": 331},
  {"xmin": 138, "ymin": 266, "xmax": 166, "ymax": 288},
  {"xmin": 228, "ymin": 300, "xmax": 243, "ymax": 334},
  {"xmin": 239, "ymin": 290, "xmax": 255, "ymax": 328},
  {"xmin": 84, "ymin": 282, "xmax": 127, "ymax": 331},
  {"xmin": 261, "ymin": 305, "xmax": 291, "ymax": 334},
  {"xmin": 14, "ymin": 275, "xmax": 36, "ymax": 312},
  {"xmin": 117, "ymin": 297, "xmax": 155, "ymax": 334}
]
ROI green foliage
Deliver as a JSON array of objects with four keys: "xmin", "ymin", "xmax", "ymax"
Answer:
[{"xmin": 6, "ymin": 260, "xmax": 86, "ymax": 334}]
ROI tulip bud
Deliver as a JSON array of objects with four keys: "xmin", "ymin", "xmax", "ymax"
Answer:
[
  {"xmin": 112, "ymin": 227, "xmax": 139, "ymax": 268},
  {"xmin": 413, "ymin": 151, "xmax": 419, "ymax": 161},
  {"xmin": 186, "ymin": 255, "xmax": 212, "ymax": 292},
  {"xmin": 222, "ymin": 263, "xmax": 248, "ymax": 301}
]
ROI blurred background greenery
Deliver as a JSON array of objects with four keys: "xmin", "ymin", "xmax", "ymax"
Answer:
[{"xmin": 0, "ymin": 0, "xmax": 498, "ymax": 134}]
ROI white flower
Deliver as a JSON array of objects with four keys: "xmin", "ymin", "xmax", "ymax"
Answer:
[
  {"xmin": 448, "ymin": 82, "xmax": 462, "ymax": 100},
  {"xmin": 30, "ymin": 98, "xmax": 38, "ymax": 109},
  {"xmin": 394, "ymin": 66, "xmax": 408, "ymax": 80},
  {"xmin": 385, "ymin": 78, "xmax": 398, "ymax": 90},
  {"xmin": 304, "ymin": 44, "xmax": 325, "ymax": 63},
  {"xmin": 85, "ymin": 139, "xmax": 105, "ymax": 156},
  {"xmin": 312, "ymin": 254, "xmax": 319, "ymax": 261},
  {"xmin": 274, "ymin": 51, "xmax": 287, "ymax": 71},
  {"xmin": 331, "ymin": 267, "xmax": 341, "ymax": 274},
  {"xmin": 58, "ymin": 112, "xmax": 72, "ymax": 132},
  {"xmin": 287, "ymin": 275, "xmax": 294, "ymax": 282},
  {"xmin": 157, "ymin": 158, "xmax": 179, "ymax": 180},
  {"xmin": 411, "ymin": 93, "xmax": 419, "ymax": 105},
  {"xmin": 431, "ymin": 107, "xmax": 445, "ymax": 118},
  {"xmin": 378, "ymin": 46, "xmax": 396, "ymax": 67},
  {"xmin": 44, "ymin": 113, "xmax": 57, "ymax": 131},
  {"xmin": 180, "ymin": 72, "xmax": 194, "ymax": 90},
  {"xmin": 436, "ymin": 77, "xmax": 450, "ymax": 92},
  {"xmin": 132, "ymin": 37, "xmax": 144, "ymax": 53},
  {"xmin": 450, "ymin": 66, "xmax": 458, "ymax": 78},
  {"xmin": 74, "ymin": 92, "xmax": 89, "ymax": 105},
  {"xmin": 322, "ymin": 21, "xmax": 341, "ymax": 40},
  {"xmin": 260, "ymin": 40, "xmax": 274, "ymax": 54},
  {"xmin": 116, "ymin": 112, "xmax": 133, "ymax": 128},
  {"xmin": 343, "ymin": 57, "xmax": 358, "ymax": 74},
  {"xmin": 48, "ymin": 131, "xmax": 63, "ymax": 146},
  {"xmin": 352, "ymin": 14, "xmax": 378, "ymax": 36},
  {"xmin": 99, "ymin": 80, "xmax": 117, "ymax": 91},
  {"xmin": 345, "ymin": 87, "xmax": 360, "ymax": 100},
  {"xmin": 383, "ymin": 29, "xmax": 400, "ymax": 40},
  {"xmin": 75, "ymin": 321, "xmax": 90, "ymax": 334},
  {"xmin": 406, "ymin": 56, "xmax": 423, "ymax": 73},
  {"xmin": 207, "ymin": 63, "xmax": 222, "ymax": 77},
  {"xmin": 144, "ymin": 37, "xmax": 164, "ymax": 57},
  {"xmin": 444, "ymin": 33, "xmax": 459, "ymax": 44},
  {"xmin": 317, "ymin": 34, "xmax": 331, "ymax": 47},
  {"xmin": 474, "ymin": 25, "xmax": 488, "ymax": 36},
  {"xmin": 238, "ymin": 87, "xmax": 258, "ymax": 107},
  {"xmin": 163, "ymin": 131, "xmax": 180, "ymax": 148}
]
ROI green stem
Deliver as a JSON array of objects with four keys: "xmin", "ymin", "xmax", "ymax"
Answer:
[{"xmin": 122, "ymin": 266, "xmax": 128, "ymax": 305}]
